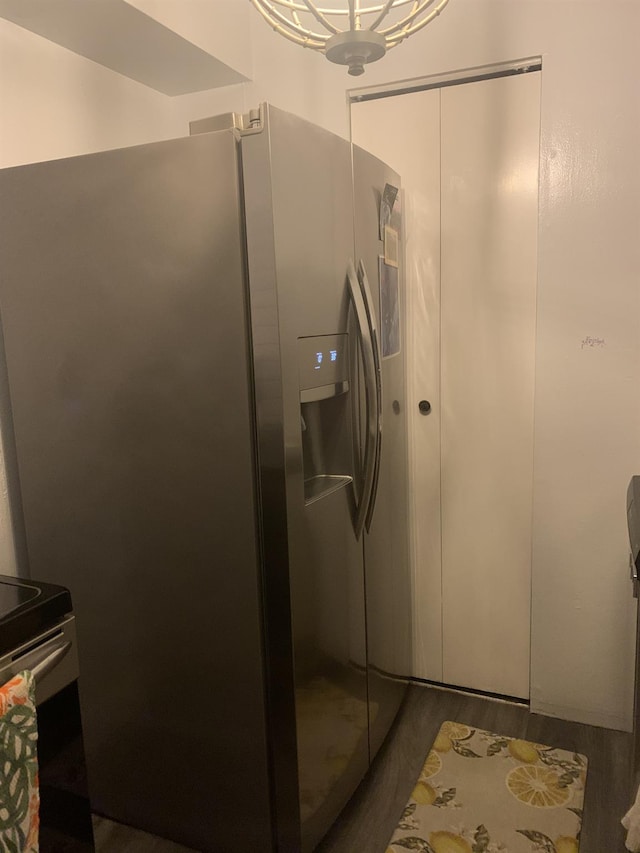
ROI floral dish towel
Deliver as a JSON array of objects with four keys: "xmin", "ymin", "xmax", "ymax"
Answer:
[{"xmin": 0, "ymin": 672, "xmax": 39, "ymax": 853}]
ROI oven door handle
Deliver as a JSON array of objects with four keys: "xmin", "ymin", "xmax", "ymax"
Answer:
[{"xmin": 30, "ymin": 640, "xmax": 72, "ymax": 682}]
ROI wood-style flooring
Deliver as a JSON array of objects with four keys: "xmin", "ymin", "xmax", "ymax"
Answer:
[
  {"xmin": 319, "ymin": 683, "xmax": 633, "ymax": 853},
  {"xmin": 92, "ymin": 683, "xmax": 634, "ymax": 852},
  {"xmin": 91, "ymin": 816, "xmax": 197, "ymax": 853}
]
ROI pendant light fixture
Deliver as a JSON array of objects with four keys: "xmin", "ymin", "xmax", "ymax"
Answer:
[{"xmin": 249, "ymin": 0, "xmax": 451, "ymax": 76}]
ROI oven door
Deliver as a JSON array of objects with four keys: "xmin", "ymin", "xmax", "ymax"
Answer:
[{"xmin": 0, "ymin": 615, "xmax": 95, "ymax": 852}]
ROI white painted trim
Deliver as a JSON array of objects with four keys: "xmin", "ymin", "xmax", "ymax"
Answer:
[
  {"xmin": 531, "ymin": 699, "xmax": 632, "ymax": 734},
  {"xmin": 348, "ymin": 55, "xmax": 542, "ymax": 103}
]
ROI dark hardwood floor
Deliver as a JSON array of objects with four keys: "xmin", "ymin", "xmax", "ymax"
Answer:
[
  {"xmin": 318, "ymin": 682, "xmax": 634, "ymax": 853},
  {"xmin": 92, "ymin": 816, "xmax": 197, "ymax": 852},
  {"xmin": 92, "ymin": 683, "xmax": 634, "ymax": 851}
]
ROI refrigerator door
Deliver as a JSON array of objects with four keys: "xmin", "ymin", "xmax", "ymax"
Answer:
[
  {"xmin": 353, "ymin": 144, "xmax": 412, "ymax": 759},
  {"xmin": 628, "ymin": 476, "xmax": 640, "ymax": 796},
  {"xmin": 240, "ymin": 106, "xmax": 369, "ymax": 852},
  {"xmin": 0, "ymin": 132, "xmax": 273, "ymax": 851}
]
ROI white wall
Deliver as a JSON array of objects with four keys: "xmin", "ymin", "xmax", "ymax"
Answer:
[
  {"xmin": 0, "ymin": 17, "xmax": 236, "ymax": 167},
  {"xmin": 0, "ymin": 0, "xmax": 639, "ymax": 731},
  {"xmin": 0, "ymin": 5, "xmax": 332, "ymax": 169}
]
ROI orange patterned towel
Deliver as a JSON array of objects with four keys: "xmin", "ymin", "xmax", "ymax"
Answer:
[{"xmin": 0, "ymin": 672, "xmax": 39, "ymax": 853}]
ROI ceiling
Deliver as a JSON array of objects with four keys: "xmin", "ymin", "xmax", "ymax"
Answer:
[{"xmin": 0, "ymin": 0, "xmax": 248, "ymax": 95}]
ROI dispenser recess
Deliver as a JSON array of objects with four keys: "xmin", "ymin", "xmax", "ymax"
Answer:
[{"xmin": 298, "ymin": 334, "xmax": 353, "ymax": 505}]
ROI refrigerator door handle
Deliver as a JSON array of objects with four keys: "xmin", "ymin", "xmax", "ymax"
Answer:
[
  {"xmin": 347, "ymin": 260, "xmax": 377, "ymax": 541},
  {"xmin": 358, "ymin": 259, "xmax": 383, "ymax": 533}
]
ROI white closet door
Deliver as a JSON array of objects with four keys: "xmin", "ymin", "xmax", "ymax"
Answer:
[
  {"xmin": 440, "ymin": 73, "xmax": 540, "ymax": 698},
  {"xmin": 351, "ymin": 90, "xmax": 443, "ymax": 681},
  {"xmin": 352, "ymin": 72, "xmax": 540, "ymax": 698}
]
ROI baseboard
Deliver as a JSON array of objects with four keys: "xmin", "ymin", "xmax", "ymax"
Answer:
[
  {"xmin": 530, "ymin": 698, "xmax": 632, "ymax": 733},
  {"xmin": 410, "ymin": 677, "xmax": 529, "ymax": 707}
]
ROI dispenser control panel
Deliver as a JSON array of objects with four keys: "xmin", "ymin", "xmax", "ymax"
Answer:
[{"xmin": 298, "ymin": 334, "xmax": 348, "ymax": 398}]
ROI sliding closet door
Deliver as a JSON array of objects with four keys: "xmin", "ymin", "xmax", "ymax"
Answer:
[
  {"xmin": 352, "ymin": 70, "xmax": 540, "ymax": 699},
  {"xmin": 440, "ymin": 73, "xmax": 540, "ymax": 699},
  {"xmin": 351, "ymin": 90, "xmax": 443, "ymax": 681}
]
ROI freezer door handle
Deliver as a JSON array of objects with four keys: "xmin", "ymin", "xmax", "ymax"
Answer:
[
  {"xmin": 347, "ymin": 260, "xmax": 377, "ymax": 540},
  {"xmin": 358, "ymin": 259, "xmax": 383, "ymax": 533}
]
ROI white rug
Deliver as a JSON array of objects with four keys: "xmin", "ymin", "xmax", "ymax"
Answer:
[{"xmin": 386, "ymin": 721, "xmax": 587, "ymax": 853}]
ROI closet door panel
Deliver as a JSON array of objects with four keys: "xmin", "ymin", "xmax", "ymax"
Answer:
[
  {"xmin": 351, "ymin": 90, "xmax": 443, "ymax": 681},
  {"xmin": 440, "ymin": 73, "xmax": 540, "ymax": 699}
]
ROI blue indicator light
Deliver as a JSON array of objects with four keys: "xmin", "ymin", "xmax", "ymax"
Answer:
[
  {"xmin": 330, "ymin": 350, "xmax": 337, "ymax": 362},
  {"xmin": 314, "ymin": 352, "xmax": 323, "ymax": 370}
]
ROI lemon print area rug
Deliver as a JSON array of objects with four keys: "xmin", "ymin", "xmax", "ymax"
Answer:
[{"xmin": 386, "ymin": 721, "xmax": 587, "ymax": 853}]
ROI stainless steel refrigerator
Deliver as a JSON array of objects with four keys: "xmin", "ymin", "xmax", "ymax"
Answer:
[{"xmin": 0, "ymin": 104, "xmax": 411, "ymax": 852}]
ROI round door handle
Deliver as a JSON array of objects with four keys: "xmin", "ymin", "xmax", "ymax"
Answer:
[{"xmin": 418, "ymin": 400, "xmax": 432, "ymax": 415}]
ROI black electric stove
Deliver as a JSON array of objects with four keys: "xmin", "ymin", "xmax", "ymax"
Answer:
[
  {"xmin": 0, "ymin": 575, "xmax": 72, "ymax": 655},
  {"xmin": 0, "ymin": 574, "xmax": 95, "ymax": 852}
]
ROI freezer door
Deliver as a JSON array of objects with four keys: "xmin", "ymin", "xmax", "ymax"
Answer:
[
  {"xmin": 0, "ymin": 132, "xmax": 273, "ymax": 852},
  {"xmin": 241, "ymin": 106, "xmax": 369, "ymax": 852},
  {"xmin": 353, "ymin": 144, "xmax": 412, "ymax": 759}
]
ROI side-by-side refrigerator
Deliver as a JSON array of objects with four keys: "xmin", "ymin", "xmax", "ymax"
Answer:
[{"xmin": 0, "ymin": 104, "xmax": 411, "ymax": 852}]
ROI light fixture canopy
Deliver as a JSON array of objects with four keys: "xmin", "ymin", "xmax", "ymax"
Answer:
[{"xmin": 249, "ymin": 0, "xmax": 451, "ymax": 76}]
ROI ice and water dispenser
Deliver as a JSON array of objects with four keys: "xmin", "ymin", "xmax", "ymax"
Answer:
[{"xmin": 298, "ymin": 334, "xmax": 353, "ymax": 505}]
